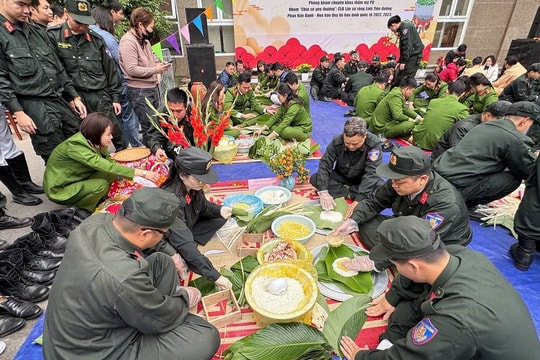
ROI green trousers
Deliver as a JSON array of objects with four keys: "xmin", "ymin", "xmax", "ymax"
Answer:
[
  {"xmin": 51, "ymin": 171, "xmax": 115, "ymax": 211},
  {"xmin": 382, "ymin": 120, "xmax": 416, "ymax": 138},
  {"xmin": 136, "ymin": 252, "xmax": 220, "ymax": 360}
]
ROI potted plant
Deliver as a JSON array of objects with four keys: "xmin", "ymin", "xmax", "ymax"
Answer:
[
  {"xmin": 296, "ymin": 63, "xmax": 312, "ymax": 81},
  {"xmin": 264, "ymin": 143, "xmax": 310, "ymax": 190},
  {"xmin": 416, "ymin": 60, "xmax": 428, "ymax": 78}
]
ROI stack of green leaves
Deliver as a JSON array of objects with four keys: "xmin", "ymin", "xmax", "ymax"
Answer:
[{"xmin": 315, "ymin": 245, "xmax": 373, "ymax": 295}]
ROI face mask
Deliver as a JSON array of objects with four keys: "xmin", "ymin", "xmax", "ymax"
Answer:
[{"xmin": 142, "ymin": 29, "xmax": 153, "ymax": 40}]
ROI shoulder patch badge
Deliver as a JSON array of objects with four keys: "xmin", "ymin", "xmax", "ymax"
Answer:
[
  {"xmin": 425, "ymin": 212, "xmax": 444, "ymax": 229},
  {"xmin": 402, "ymin": 28, "xmax": 409, "ymax": 36},
  {"xmin": 367, "ymin": 149, "xmax": 381, "ymax": 161},
  {"xmin": 411, "ymin": 318, "xmax": 438, "ymax": 345}
]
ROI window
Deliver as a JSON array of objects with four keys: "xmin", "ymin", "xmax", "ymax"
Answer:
[
  {"xmin": 432, "ymin": 0, "xmax": 474, "ymax": 50},
  {"xmin": 199, "ymin": 0, "xmax": 235, "ymax": 55},
  {"xmin": 161, "ymin": 0, "xmax": 183, "ymax": 57}
]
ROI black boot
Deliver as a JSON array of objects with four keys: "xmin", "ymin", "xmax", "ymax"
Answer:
[
  {"xmin": 0, "ymin": 315, "xmax": 25, "ymax": 337},
  {"xmin": 0, "ymin": 211, "xmax": 32, "ymax": 230},
  {"xmin": 5, "ymin": 153, "xmax": 44, "ymax": 194},
  {"xmin": 31, "ymin": 212, "xmax": 68, "ymax": 250},
  {"xmin": 0, "ymin": 166, "xmax": 41, "ymax": 206},
  {"xmin": 10, "ymin": 233, "xmax": 64, "ymax": 259},
  {"xmin": 0, "ymin": 262, "xmax": 49, "ymax": 302},
  {"xmin": 509, "ymin": 237, "xmax": 536, "ymax": 271},
  {"xmin": 0, "ymin": 296, "xmax": 43, "ymax": 320}
]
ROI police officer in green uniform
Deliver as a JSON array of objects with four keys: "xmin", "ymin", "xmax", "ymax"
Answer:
[
  {"xmin": 43, "ymin": 188, "xmax": 220, "ymax": 360},
  {"xmin": 354, "ymin": 73, "xmax": 389, "ymax": 124},
  {"xmin": 412, "ymin": 73, "xmax": 448, "ymax": 110},
  {"xmin": 433, "ymin": 101, "xmax": 539, "ymax": 208},
  {"xmin": 431, "ymin": 100, "xmax": 511, "ymax": 159},
  {"xmin": 285, "ymin": 72, "xmax": 310, "ymax": 113},
  {"xmin": 48, "ymin": 0, "xmax": 124, "ymax": 150},
  {"xmin": 387, "ymin": 15, "xmax": 424, "ymax": 85},
  {"xmin": 0, "ymin": 0, "xmax": 86, "ymax": 161},
  {"xmin": 342, "ymin": 61, "xmax": 373, "ymax": 106},
  {"xmin": 370, "ymin": 77, "xmax": 422, "ymax": 138},
  {"xmin": 224, "ymin": 72, "xmax": 272, "ymax": 126},
  {"xmin": 412, "ymin": 80, "xmax": 469, "ymax": 150},
  {"xmin": 463, "ymin": 72, "xmax": 498, "ymax": 114},
  {"xmin": 511, "ymin": 156, "xmax": 540, "ymax": 271},
  {"xmin": 333, "ymin": 146, "xmax": 471, "ymax": 250},
  {"xmin": 340, "ymin": 216, "xmax": 539, "ymax": 360},
  {"xmin": 311, "ymin": 117, "xmax": 384, "ymax": 212}
]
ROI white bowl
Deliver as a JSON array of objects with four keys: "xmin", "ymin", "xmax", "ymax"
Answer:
[
  {"xmin": 237, "ymin": 138, "xmax": 254, "ymax": 153},
  {"xmin": 271, "ymin": 214, "xmax": 316, "ymax": 243},
  {"xmin": 254, "ymin": 186, "xmax": 291, "ymax": 206}
]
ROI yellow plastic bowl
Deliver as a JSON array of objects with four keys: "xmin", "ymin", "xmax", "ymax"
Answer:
[
  {"xmin": 256, "ymin": 239, "xmax": 313, "ymax": 264},
  {"xmin": 245, "ymin": 261, "xmax": 318, "ymax": 326}
]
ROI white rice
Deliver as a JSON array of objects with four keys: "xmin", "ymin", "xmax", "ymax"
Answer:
[
  {"xmin": 258, "ymin": 190, "xmax": 285, "ymax": 204},
  {"xmin": 251, "ymin": 276, "xmax": 305, "ymax": 314},
  {"xmin": 320, "ymin": 210, "xmax": 344, "ymax": 223}
]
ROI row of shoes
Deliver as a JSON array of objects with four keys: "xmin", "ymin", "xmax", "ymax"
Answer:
[{"xmin": 0, "ymin": 208, "xmax": 92, "ymax": 338}]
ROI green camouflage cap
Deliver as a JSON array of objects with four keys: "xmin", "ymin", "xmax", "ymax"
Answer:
[
  {"xmin": 369, "ymin": 216, "xmax": 441, "ymax": 261},
  {"xmin": 65, "ymin": 0, "xmax": 95, "ymax": 25},
  {"xmin": 376, "ymin": 146, "xmax": 430, "ymax": 179},
  {"xmin": 119, "ymin": 188, "xmax": 186, "ymax": 230}
]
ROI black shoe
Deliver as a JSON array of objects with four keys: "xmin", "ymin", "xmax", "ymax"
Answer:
[
  {"xmin": 35, "ymin": 248, "xmax": 64, "ymax": 259},
  {"xmin": 21, "ymin": 269, "xmax": 56, "ymax": 286},
  {"xmin": 0, "ymin": 316, "xmax": 25, "ymax": 338},
  {"xmin": 344, "ymin": 109, "xmax": 355, "ymax": 117},
  {"xmin": 321, "ymin": 96, "xmax": 333, "ymax": 102},
  {"xmin": 510, "ymin": 239, "xmax": 535, "ymax": 271},
  {"xmin": 20, "ymin": 182, "xmax": 44, "ymax": 195},
  {"xmin": 12, "ymin": 192, "xmax": 42, "ymax": 206},
  {"xmin": 0, "ymin": 214, "xmax": 33, "ymax": 230},
  {"xmin": 381, "ymin": 140, "xmax": 394, "ymax": 152},
  {"xmin": 26, "ymin": 256, "xmax": 62, "ymax": 272},
  {"xmin": 6, "ymin": 153, "xmax": 44, "ymax": 194},
  {"xmin": 0, "ymin": 296, "xmax": 43, "ymax": 320}
]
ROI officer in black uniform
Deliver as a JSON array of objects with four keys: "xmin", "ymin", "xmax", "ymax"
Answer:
[
  {"xmin": 387, "ymin": 15, "xmax": 424, "ymax": 85},
  {"xmin": 433, "ymin": 101, "xmax": 539, "ymax": 208},
  {"xmin": 310, "ymin": 117, "xmax": 384, "ymax": 212},
  {"xmin": 0, "ymin": 0, "xmax": 86, "ymax": 161},
  {"xmin": 511, "ymin": 156, "xmax": 540, "ymax": 271},
  {"xmin": 44, "ymin": 187, "xmax": 220, "ymax": 360},
  {"xmin": 310, "ymin": 55, "xmax": 330, "ymax": 100},
  {"xmin": 366, "ymin": 55, "xmax": 382, "ymax": 77},
  {"xmin": 340, "ymin": 216, "xmax": 540, "ymax": 360},
  {"xmin": 321, "ymin": 54, "xmax": 347, "ymax": 101},
  {"xmin": 333, "ymin": 146, "xmax": 471, "ymax": 249},
  {"xmin": 48, "ymin": 0, "xmax": 124, "ymax": 150}
]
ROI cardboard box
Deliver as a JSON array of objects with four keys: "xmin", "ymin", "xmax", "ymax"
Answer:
[{"xmin": 201, "ymin": 288, "xmax": 241, "ymax": 329}]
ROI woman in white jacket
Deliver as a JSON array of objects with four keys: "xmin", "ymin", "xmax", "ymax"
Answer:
[{"xmin": 482, "ymin": 55, "xmax": 499, "ymax": 82}]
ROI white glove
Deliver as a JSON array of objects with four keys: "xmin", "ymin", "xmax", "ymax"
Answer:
[
  {"xmin": 215, "ymin": 275, "xmax": 233, "ymax": 291},
  {"xmin": 220, "ymin": 206, "xmax": 233, "ymax": 219},
  {"xmin": 182, "ymin": 286, "xmax": 202, "ymax": 307},
  {"xmin": 343, "ymin": 255, "xmax": 376, "ymax": 272},
  {"xmin": 318, "ymin": 191, "xmax": 335, "ymax": 211},
  {"xmin": 333, "ymin": 218, "xmax": 359, "ymax": 235}
]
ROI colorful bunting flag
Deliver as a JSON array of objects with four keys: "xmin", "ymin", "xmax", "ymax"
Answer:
[
  {"xmin": 151, "ymin": 42, "xmax": 163, "ymax": 61},
  {"xmin": 180, "ymin": 24, "xmax": 191, "ymax": 44},
  {"xmin": 216, "ymin": 0, "xmax": 224, "ymax": 12},
  {"xmin": 193, "ymin": 15, "xmax": 204, "ymax": 37},
  {"xmin": 204, "ymin": 7, "xmax": 213, "ymax": 21},
  {"xmin": 166, "ymin": 33, "xmax": 181, "ymax": 54}
]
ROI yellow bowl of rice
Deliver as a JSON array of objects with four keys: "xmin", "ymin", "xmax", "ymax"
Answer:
[
  {"xmin": 245, "ymin": 261, "xmax": 318, "ymax": 326},
  {"xmin": 271, "ymin": 214, "xmax": 316, "ymax": 243}
]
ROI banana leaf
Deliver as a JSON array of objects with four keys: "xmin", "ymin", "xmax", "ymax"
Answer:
[
  {"xmin": 223, "ymin": 322, "xmax": 333, "ymax": 360},
  {"xmin": 304, "ymin": 198, "xmax": 348, "ymax": 230},
  {"xmin": 319, "ymin": 245, "xmax": 373, "ymax": 294},
  {"xmin": 322, "ymin": 295, "xmax": 371, "ymax": 357}
]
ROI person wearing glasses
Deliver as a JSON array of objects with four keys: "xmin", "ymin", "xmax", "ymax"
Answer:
[
  {"xmin": 43, "ymin": 187, "xmax": 220, "ymax": 360},
  {"xmin": 161, "ymin": 147, "xmax": 233, "ymax": 290}
]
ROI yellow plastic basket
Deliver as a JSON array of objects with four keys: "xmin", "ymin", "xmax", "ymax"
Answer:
[{"xmin": 213, "ymin": 140, "xmax": 238, "ymax": 164}]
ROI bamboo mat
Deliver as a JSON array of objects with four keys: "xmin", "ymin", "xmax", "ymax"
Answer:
[{"xmin": 198, "ymin": 181, "xmax": 392, "ymax": 358}]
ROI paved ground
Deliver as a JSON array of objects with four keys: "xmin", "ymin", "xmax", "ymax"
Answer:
[{"xmin": 1, "ymin": 131, "xmax": 62, "ymax": 359}]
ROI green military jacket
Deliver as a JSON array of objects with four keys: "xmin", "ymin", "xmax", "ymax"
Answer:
[
  {"xmin": 354, "ymin": 83, "xmax": 385, "ymax": 123},
  {"xmin": 351, "ymin": 171, "xmax": 472, "ymax": 245},
  {"xmin": 412, "ymin": 81, "xmax": 448, "ymax": 109},
  {"xmin": 397, "ymin": 20, "xmax": 424, "ymax": 63},
  {"xmin": 370, "ymin": 87, "xmax": 420, "ymax": 133},
  {"xmin": 463, "ymin": 86, "xmax": 498, "ymax": 114},
  {"xmin": 433, "ymin": 118, "xmax": 536, "ymax": 185},
  {"xmin": 357, "ymin": 246, "xmax": 539, "ymax": 359},
  {"xmin": 259, "ymin": 75, "xmax": 279, "ymax": 92},
  {"xmin": 499, "ymin": 73, "xmax": 540, "ymax": 103},
  {"xmin": 297, "ymin": 82, "xmax": 310, "ymax": 112},
  {"xmin": 265, "ymin": 100, "xmax": 313, "ymax": 137},
  {"xmin": 43, "ymin": 132, "xmax": 134, "ymax": 202},
  {"xmin": 43, "ymin": 213, "xmax": 192, "ymax": 359},
  {"xmin": 47, "ymin": 23, "xmax": 122, "ymax": 102},
  {"xmin": 224, "ymin": 85, "xmax": 265, "ymax": 123},
  {"xmin": 412, "ymin": 94, "xmax": 469, "ymax": 150},
  {"xmin": 0, "ymin": 14, "xmax": 79, "ymax": 113}
]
